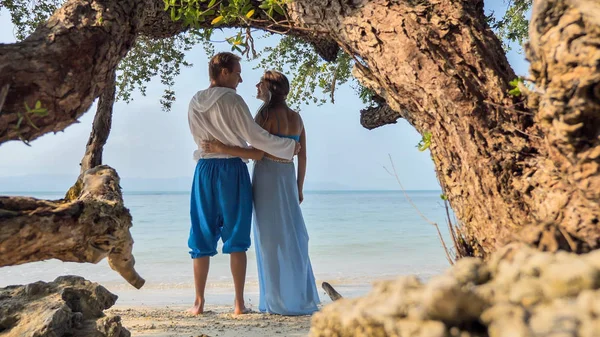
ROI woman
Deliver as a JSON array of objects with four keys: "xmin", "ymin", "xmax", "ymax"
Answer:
[{"xmin": 201, "ymin": 70, "xmax": 320, "ymax": 315}]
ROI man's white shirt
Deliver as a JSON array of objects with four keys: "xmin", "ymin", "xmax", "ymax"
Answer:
[{"xmin": 188, "ymin": 87, "xmax": 296, "ymax": 162}]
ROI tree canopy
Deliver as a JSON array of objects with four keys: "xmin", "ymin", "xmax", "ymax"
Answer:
[{"xmin": 2, "ymin": 0, "xmax": 531, "ymax": 112}]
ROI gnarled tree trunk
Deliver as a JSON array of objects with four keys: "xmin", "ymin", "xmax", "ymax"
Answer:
[
  {"xmin": 0, "ymin": 166, "xmax": 145, "ymax": 289},
  {"xmin": 0, "ymin": 0, "xmax": 598, "ymax": 259},
  {"xmin": 289, "ymin": 0, "xmax": 599, "ymax": 256}
]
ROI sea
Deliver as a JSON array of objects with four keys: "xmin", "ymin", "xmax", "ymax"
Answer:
[{"xmin": 0, "ymin": 190, "xmax": 455, "ymax": 307}]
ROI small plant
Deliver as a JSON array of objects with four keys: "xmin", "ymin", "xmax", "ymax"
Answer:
[
  {"xmin": 417, "ymin": 131, "xmax": 432, "ymax": 151},
  {"xmin": 508, "ymin": 77, "xmax": 524, "ymax": 97},
  {"xmin": 14, "ymin": 100, "xmax": 49, "ymax": 145}
]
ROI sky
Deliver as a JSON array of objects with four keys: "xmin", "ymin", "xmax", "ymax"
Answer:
[{"xmin": 0, "ymin": 3, "xmax": 529, "ymax": 192}]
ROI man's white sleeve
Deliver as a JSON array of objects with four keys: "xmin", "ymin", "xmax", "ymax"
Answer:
[{"xmin": 229, "ymin": 95, "xmax": 296, "ymax": 160}]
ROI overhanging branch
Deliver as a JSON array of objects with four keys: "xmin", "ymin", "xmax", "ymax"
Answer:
[{"xmin": 0, "ymin": 165, "xmax": 145, "ymax": 289}]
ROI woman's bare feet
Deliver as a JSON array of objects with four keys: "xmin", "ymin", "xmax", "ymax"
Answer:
[{"xmin": 187, "ymin": 298, "xmax": 205, "ymax": 315}]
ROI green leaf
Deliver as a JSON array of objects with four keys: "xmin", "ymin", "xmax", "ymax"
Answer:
[
  {"xmin": 440, "ymin": 194, "xmax": 448, "ymax": 201},
  {"xmin": 274, "ymin": 5, "xmax": 285, "ymax": 16},
  {"xmin": 417, "ymin": 131, "xmax": 432, "ymax": 152},
  {"xmin": 208, "ymin": 0, "xmax": 216, "ymax": 7},
  {"xmin": 508, "ymin": 78, "xmax": 522, "ymax": 96},
  {"xmin": 35, "ymin": 100, "xmax": 41, "ymax": 110},
  {"xmin": 16, "ymin": 115, "xmax": 23, "ymax": 129}
]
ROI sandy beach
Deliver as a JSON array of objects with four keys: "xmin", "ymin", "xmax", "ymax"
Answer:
[{"xmin": 109, "ymin": 305, "xmax": 314, "ymax": 337}]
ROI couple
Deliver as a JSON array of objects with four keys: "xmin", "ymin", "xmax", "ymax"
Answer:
[{"xmin": 186, "ymin": 52, "xmax": 320, "ymax": 316}]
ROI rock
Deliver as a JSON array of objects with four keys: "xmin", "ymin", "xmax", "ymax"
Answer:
[
  {"xmin": 0, "ymin": 275, "xmax": 128, "ymax": 337},
  {"xmin": 310, "ymin": 246, "xmax": 600, "ymax": 337}
]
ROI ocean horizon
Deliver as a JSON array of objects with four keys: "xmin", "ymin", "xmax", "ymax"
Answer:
[{"xmin": 1, "ymin": 190, "xmax": 454, "ymax": 307}]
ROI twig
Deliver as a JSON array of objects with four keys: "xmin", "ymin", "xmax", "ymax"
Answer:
[
  {"xmin": 0, "ymin": 84, "xmax": 9, "ymax": 113},
  {"xmin": 385, "ymin": 154, "xmax": 454, "ymax": 265},
  {"xmin": 244, "ymin": 27, "xmax": 257, "ymax": 58},
  {"xmin": 444, "ymin": 199, "xmax": 464, "ymax": 259},
  {"xmin": 483, "ymin": 99, "xmax": 534, "ymax": 116},
  {"xmin": 330, "ymin": 66, "xmax": 338, "ymax": 104},
  {"xmin": 558, "ymin": 226, "xmax": 577, "ymax": 252}
]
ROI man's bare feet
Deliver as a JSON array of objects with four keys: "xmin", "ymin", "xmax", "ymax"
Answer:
[
  {"xmin": 187, "ymin": 298, "xmax": 205, "ymax": 315},
  {"xmin": 233, "ymin": 300, "xmax": 249, "ymax": 315}
]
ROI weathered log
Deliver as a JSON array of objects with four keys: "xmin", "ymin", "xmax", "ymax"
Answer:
[
  {"xmin": 0, "ymin": 165, "xmax": 145, "ymax": 289},
  {"xmin": 321, "ymin": 282, "xmax": 343, "ymax": 302},
  {"xmin": 310, "ymin": 245, "xmax": 600, "ymax": 337},
  {"xmin": 0, "ymin": 275, "xmax": 130, "ymax": 337}
]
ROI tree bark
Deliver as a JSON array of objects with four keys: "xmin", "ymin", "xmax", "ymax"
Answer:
[
  {"xmin": 80, "ymin": 70, "xmax": 116, "ymax": 174},
  {"xmin": 0, "ymin": 0, "xmax": 144, "ymax": 145},
  {"xmin": 0, "ymin": 0, "xmax": 598, "ymax": 259},
  {"xmin": 288, "ymin": 0, "xmax": 599, "ymax": 256},
  {"xmin": 0, "ymin": 166, "xmax": 145, "ymax": 289}
]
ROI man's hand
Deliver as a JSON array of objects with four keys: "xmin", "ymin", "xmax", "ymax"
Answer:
[
  {"xmin": 201, "ymin": 139, "xmax": 226, "ymax": 154},
  {"xmin": 294, "ymin": 142, "xmax": 301, "ymax": 155}
]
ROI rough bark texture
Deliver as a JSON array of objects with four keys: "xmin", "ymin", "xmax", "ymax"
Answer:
[
  {"xmin": 309, "ymin": 244, "xmax": 600, "ymax": 337},
  {"xmin": 0, "ymin": 276, "xmax": 130, "ymax": 337},
  {"xmin": 521, "ymin": 0, "xmax": 600, "ymax": 254},
  {"xmin": 288, "ymin": 0, "xmax": 599, "ymax": 257},
  {"xmin": 0, "ymin": 0, "xmax": 144, "ymax": 144},
  {"xmin": 0, "ymin": 166, "xmax": 144, "ymax": 289},
  {"xmin": 360, "ymin": 95, "xmax": 401, "ymax": 130},
  {"xmin": 80, "ymin": 70, "xmax": 116, "ymax": 174},
  {"xmin": 0, "ymin": 0, "xmax": 598, "ymax": 260}
]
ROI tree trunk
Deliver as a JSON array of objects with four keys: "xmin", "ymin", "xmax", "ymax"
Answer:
[
  {"xmin": 80, "ymin": 70, "xmax": 116, "ymax": 174},
  {"xmin": 288, "ymin": 0, "xmax": 599, "ymax": 257},
  {"xmin": 0, "ymin": 166, "xmax": 145, "ymax": 289},
  {"xmin": 0, "ymin": 0, "xmax": 598, "ymax": 259}
]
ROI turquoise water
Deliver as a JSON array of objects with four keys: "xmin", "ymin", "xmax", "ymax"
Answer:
[{"xmin": 0, "ymin": 190, "xmax": 454, "ymax": 305}]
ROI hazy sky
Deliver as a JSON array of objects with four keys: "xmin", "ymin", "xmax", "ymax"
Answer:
[{"xmin": 0, "ymin": 3, "xmax": 529, "ymax": 191}]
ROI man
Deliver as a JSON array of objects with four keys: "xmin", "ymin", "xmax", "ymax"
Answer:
[{"xmin": 186, "ymin": 52, "xmax": 299, "ymax": 315}]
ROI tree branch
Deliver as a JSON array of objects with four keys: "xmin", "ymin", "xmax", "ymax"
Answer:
[
  {"xmin": 80, "ymin": 70, "xmax": 116, "ymax": 173},
  {"xmin": 0, "ymin": 165, "xmax": 145, "ymax": 289}
]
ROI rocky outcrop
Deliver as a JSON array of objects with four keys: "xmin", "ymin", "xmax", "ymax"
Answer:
[
  {"xmin": 0, "ymin": 276, "xmax": 129, "ymax": 337},
  {"xmin": 310, "ymin": 245, "xmax": 600, "ymax": 337}
]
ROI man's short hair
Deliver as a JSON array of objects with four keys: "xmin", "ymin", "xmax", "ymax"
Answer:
[{"xmin": 209, "ymin": 52, "xmax": 241, "ymax": 80}]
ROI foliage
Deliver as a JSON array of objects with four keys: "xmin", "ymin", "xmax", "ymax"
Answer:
[
  {"xmin": 508, "ymin": 77, "xmax": 524, "ymax": 97},
  {"xmin": 2, "ymin": 0, "xmax": 533, "ymax": 111},
  {"xmin": 14, "ymin": 100, "xmax": 48, "ymax": 145},
  {"xmin": 116, "ymin": 31, "xmax": 210, "ymax": 111},
  {"xmin": 417, "ymin": 132, "xmax": 432, "ymax": 152},
  {"xmin": 255, "ymin": 35, "xmax": 364, "ymax": 109},
  {"xmin": 487, "ymin": 0, "xmax": 532, "ymax": 50}
]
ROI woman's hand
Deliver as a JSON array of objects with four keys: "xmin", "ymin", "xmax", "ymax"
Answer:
[
  {"xmin": 201, "ymin": 139, "xmax": 226, "ymax": 154},
  {"xmin": 298, "ymin": 189, "xmax": 304, "ymax": 204}
]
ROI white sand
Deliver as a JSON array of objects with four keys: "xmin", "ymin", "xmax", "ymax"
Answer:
[{"xmin": 108, "ymin": 305, "xmax": 315, "ymax": 337}]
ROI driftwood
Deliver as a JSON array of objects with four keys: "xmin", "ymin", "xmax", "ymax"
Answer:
[
  {"xmin": 0, "ymin": 275, "xmax": 129, "ymax": 337},
  {"xmin": 321, "ymin": 282, "xmax": 343, "ymax": 302},
  {"xmin": 0, "ymin": 165, "xmax": 145, "ymax": 289}
]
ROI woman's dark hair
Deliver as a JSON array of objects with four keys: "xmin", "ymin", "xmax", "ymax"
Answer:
[{"xmin": 256, "ymin": 70, "xmax": 291, "ymax": 127}]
